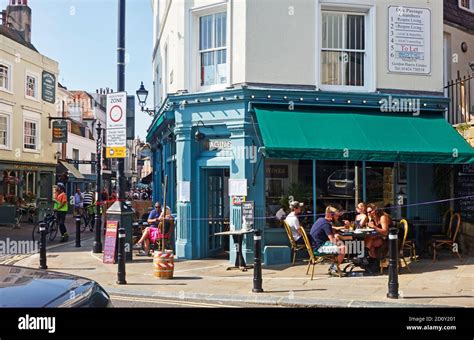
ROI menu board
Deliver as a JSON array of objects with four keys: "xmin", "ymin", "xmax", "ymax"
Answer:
[
  {"xmin": 103, "ymin": 220, "xmax": 118, "ymax": 264},
  {"xmin": 388, "ymin": 6, "xmax": 431, "ymax": 74},
  {"xmin": 455, "ymin": 164, "xmax": 474, "ymax": 222},
  {"xmin": 241, "ymin": 201, "xmax": 254, "ymax": 230}
]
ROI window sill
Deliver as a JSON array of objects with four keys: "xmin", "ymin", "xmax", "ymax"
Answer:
[
  {"xmin": 198, "ymin": 83, "xmax": 229, "ymax": 93},
  {"xmin": 0, "ymin": 88, "xmax": 13, "ymax": 95},
  {"xmin": 318, "ymin": 85, "xmax": 373, "ymax": 93},
  {"xmin": 24, "ymin": 95, "xmax": 40, "ymax": 103},
  {"xmin": 0, "ymin": 146, "xmax": 12, "ymax": 151},
  {"xmin": 23, "ymin": 148, "xmax": 40, "ymax": 154}
]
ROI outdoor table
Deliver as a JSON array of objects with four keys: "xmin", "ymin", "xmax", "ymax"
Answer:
[
  {"xmin": 214, "ymin": 229, "xmax": 255, "ymax": 271},
  {"xmin": 337, "ymin": 228, "xmax": 378, "ymax": 274}
]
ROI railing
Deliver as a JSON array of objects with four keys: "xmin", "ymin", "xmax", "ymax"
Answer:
[{"xmin": 445, "ymin": 74, "xmax": 474, "ymax": 125}]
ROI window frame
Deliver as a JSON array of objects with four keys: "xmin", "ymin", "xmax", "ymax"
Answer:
[
  {"xmin": 316, "ymin": 3, "xmax": 375, "ymax": 93},
  {"xmin": 25, "ymin": 71, "xmax": 40, "ymax": 101},
  {"xmin": 0, "ymin": 61, "xmax": 13, "ymax": 94},
  {"xmin": 0, "ymin": 111, "xmax": 11, "ymax": 149},
  {"xmin": 189, "ymin": 2, "xmax": 230, "ymax": 93},
  {"xmin": 23, "ymin": 118, "xmax": 40, "ymax": 152},
  {"xmin": 459, "ymin": 0, "xmax": 474, "ymax": 13}
]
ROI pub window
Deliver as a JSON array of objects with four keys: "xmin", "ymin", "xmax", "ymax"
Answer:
[{"xmin": 321, "ymin": 10, "xmax": 367, "ymax": 88}]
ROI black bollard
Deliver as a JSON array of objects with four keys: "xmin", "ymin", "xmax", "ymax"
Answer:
[
  {"xmin": 117, "ymin": 227, "xmax": 127, "ymax": 285},
  {"xmin": 39, "ymin": 222, "xmax": 47, "ymax": 269},
  {"xmin": 252, "ymin": 229, "xmax": 263, "ymax": 293},
  {"xmin": 75, "ymin": 216, "xmax": 81, "ymax": 248},
  {"xmin": 93, "ymin": 204, "xmax": 102, "ymax": 253},
  {"xmin": 387, "ymin": 226, "xmax": 399, "ymax": 299}
]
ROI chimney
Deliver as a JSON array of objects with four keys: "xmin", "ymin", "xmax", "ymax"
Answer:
[{"xmin": 6, "ymin": 0, "xmax": 32, "ymax": 43}]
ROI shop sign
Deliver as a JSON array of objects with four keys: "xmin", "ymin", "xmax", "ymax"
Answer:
[
  {"xmin": 52, "ymin": 120, "xmax": 68, "ymax": 143},
  {"xmin": 265, "ymin": 165, "xmax": 288, "ymax": 178},
  {"xmin": 103, "ymin": 220, "xmax": 118, "ymax": 264},
  {"xmin": 206, "ymin": 139, "xmax": 232, "ymax": 151}
]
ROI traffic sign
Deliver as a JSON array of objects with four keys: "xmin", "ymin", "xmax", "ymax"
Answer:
[
  {"xmin": 106, "ymin": 147, "xmax": 126, "ymax": 158},
  {"xmin": 106, "ymin": 92, "xmax": 127, "ymax": 129},
  {"xmin": 106, "ymin": 128, "xmax": 126, "ymax": 147}
]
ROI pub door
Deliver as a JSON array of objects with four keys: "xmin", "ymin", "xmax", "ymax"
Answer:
[{"xmin": 205, "ymin": 168, "xmax": 229, "ymax": 257}]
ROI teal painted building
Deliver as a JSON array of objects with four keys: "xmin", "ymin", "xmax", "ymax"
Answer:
[{"xmin": 146, "ymin": 87, "xmax": 474, "ymax": 263}]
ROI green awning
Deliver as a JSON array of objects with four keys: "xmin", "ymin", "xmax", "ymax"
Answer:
[{"xmin": 255, "ymin": 107, "xmax": 474, "ymax": 164}]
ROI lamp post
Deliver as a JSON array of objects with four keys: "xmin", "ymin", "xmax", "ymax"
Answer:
[
  {"xmin": 93, "ymin": 122, "xmax": 103, "ymax": 253},
  {"xmin": 136, "ymin": 82, "xmax": 156, "ymax": 116}
]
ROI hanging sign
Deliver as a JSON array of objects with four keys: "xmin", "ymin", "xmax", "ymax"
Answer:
[{"xmin": 52, "ymin": 120, "xmax": 68, "ymax": 143}]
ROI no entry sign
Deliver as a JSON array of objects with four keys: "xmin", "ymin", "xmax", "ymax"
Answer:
[{"xmin": 106, "ymin": 92, "xmax": 127, "ymax": 129}]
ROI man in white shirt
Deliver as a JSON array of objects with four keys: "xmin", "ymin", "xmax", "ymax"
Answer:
[{"xmin": 285, "ymin": 201, "xmax": 305, "ymax": 245}]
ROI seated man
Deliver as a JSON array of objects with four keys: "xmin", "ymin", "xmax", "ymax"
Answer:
[
  {"xmin": 285, "ymin": 201, "xmax": 307, "ymax": 245},
  {"xmin": 135, "ymin": 204, "xmax": 172, "ymax": 255},
  {"xmin": 310, "ymin": 206, "xmax": 351, "ymax": 276}
]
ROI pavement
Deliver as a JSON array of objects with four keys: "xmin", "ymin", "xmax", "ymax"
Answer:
[{"xmin": 10, "ymin": 236, "xmax": 474, "ymax": 308}]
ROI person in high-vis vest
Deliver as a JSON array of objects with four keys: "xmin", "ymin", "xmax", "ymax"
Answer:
[{"xmin": 54, "ymin": 182, "xmax": 69, "ymax": 242}]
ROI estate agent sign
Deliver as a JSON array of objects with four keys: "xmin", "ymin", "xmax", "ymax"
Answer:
[{"xmin": 388, "ymin": 6, "xmax": 431, "ymax": 74}]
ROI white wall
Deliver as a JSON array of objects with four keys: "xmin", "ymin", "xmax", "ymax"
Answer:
[
  {"xmin": 151, "ymin": 0, "xmax": 444, "ymax": 96},
  {"xmin": 67, "ymin": 134, "xmax": 96, "ymax": 175}
]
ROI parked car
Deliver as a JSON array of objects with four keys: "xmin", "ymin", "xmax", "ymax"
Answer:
[
  {"xmin": 0, "ymin": 265, "xmax": 112, "ymax": 307},
  {"xmin": 327, "ymin": 169, "xmax": 383, "ymax": 198}
]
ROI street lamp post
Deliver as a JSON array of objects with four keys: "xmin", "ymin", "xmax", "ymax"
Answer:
[{"xmin": 93, "ymin": 122, "xmax": 103, "ymax": 253}]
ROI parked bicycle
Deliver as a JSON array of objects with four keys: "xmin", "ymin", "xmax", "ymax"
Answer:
[
  {"xmin": 32, "ymin": 208, "xmax": 59, "ymax": 242},
  {"xmin": 80, "ymin": 205, "xmax": 95, "ymax": 233}
]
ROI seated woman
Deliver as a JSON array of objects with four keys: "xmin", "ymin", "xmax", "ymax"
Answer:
[
  {"xmin": 355, "ymin": 202, "xmax": 368, "ymax": 229},
  {"xmin": 136, "ymin": 206, "xmax": 173, "ymax": 256},
  {"xmin": 365, "ymin": 204, "xmax": 391, "ymax": 260}
]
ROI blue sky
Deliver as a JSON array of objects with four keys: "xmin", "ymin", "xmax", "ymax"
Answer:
[{"xmin": 0, "ymin": 0, "xmax": 154, "ymax": 138}]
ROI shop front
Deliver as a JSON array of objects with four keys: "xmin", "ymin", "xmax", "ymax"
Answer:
[
  {"xmin": 147, "ymin": 88, "xmax": 474, "ymax": 263},
  {"xmin": 0, "ymin": 160, "xmax": 55, "ymax": 224}
]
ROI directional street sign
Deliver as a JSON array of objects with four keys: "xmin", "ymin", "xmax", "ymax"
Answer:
[{"xmin": 65, "ymin": 159, "xmax": 97, "ymax": 165}]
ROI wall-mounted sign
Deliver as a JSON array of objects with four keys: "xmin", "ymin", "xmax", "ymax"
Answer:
[
  {"xmin": 178, "ymin": 181, "xmax": 190, "ymax": 202},
  {"xmin": 106, "ymin": 128, "xmax": 127, "ymax": 147},
  {"xmin": 388, "ymin": 6, "xmax": 431, "ymax": 74},
  {"xmin": 42, "ymin": 71, "xmax": 56, "ymax": 104},
  {"xmin": 206, "ymin": 139, "xmax": 232, "ymax": 151},
  {"xmin": 265, "ymin": 164, "xmax": 288, "ymax": 178},
  {"xmin": 232, "ymin": 196, "xmax": 246, "ymax": 205},
  {"xmin": 52, "ymin": 120, "xmax": 68, "ymax": 143},
  {"xmin": 229, "ymin": 179, "xmax": 247, "ymax": 197}
]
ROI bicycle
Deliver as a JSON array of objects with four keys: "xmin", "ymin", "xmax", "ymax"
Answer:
[
  {"xmin": 32, "ymin": 208, "xmax": 59, "ymax": 242},
  {"xmin": 80, "ymin": 205, "xmax": 96, "ymax": 232},
  {"xmin": 14, "ymin": 207, "xmax": 27, "ymax": 228}
]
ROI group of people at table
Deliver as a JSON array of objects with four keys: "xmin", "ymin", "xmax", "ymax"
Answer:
[{"xmin": 285, "ymin": 201, "xmax": 391, "ymax": 275}]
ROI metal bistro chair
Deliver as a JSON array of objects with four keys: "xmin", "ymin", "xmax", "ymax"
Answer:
[
  {"xmin": 282, "ymin": 220, "xmax": 306, "ymax": 265},
  {"xmin": 299, "ymin": 227, "xmax": 341, "ymax": 280},
  {"xmin": 432, "ymin": 213, "xmax": 462, "ymax": 262},
  {"xmin": 380, "ymin": 219, "xmax": 411, "ymax": 274}
]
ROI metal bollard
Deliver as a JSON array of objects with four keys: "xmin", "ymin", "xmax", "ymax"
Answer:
[
  {"xmin": 75, "ymin": 216, "xmax": 81, "ymax": 248},
  {"xmin": 39, "ymin": 222, "xmax": 47, "ymax": 269},
  {"xmin": 93, "ymin": 208, "xmax": 102, "ymax": 253},
  {"xmin": 252, "ymin": 229, "xmax": 263, "ymax": 293},
  {"xmin": 117, "ymin": 227, "xmax": 127, "ymax": 285},
  {"xmin": 387, "ymin": 226, "xmax": 399, "ymax": 299}
]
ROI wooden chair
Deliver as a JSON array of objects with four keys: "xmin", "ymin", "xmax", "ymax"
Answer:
[
  {"xmin": 299, "ymin": 227, "xmax": 341, "ymax": 280},
  {"xmin": 282, "ymin": 220, "xmax": 306, "ymax": 265},
  {"xmin": 432, "ymin": 213, "xmax": 462, "ymax": 262},
  {"xmin": 431, "ymin": 209, "xmax": 454, "ymax": 240},
  {"xmin": 380, "ymin": 219, "xmax": 411, "ymax": 274}
]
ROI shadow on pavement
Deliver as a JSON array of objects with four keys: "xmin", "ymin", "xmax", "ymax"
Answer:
[{"xmin": 264, "ymin": 288, "xmax": 327, "ymax": 293}]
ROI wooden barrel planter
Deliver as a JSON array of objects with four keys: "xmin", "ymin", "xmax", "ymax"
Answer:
[{"xmin": 153, "ymin": 250, "xmax": 174, "ymax": 279}]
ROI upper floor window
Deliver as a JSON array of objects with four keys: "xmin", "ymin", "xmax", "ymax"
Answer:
[
  {"xmin": 459, "ymin": 0, "xmax": 474, "ymax": 12},
  {"xmin": 24, "ymin": 120, "xmax": 38, "ymax": 150},
  {"xmin": 0, "ymin": 64, "xmax": 10, "ymax": 91},
  {"xmin": 0, "ymin": 115, "xmax": 9, "ymax": 147},
  {"xmin": 199, "ymin": 12, "xmax": 227, "ymax": 87},
  {"xmin": 321, "ymin": 11, "xmax": 366, "ymax": 88},
  {"xmin": 25, "ymin": 73, "xmax": 38, "ymax": 99}
]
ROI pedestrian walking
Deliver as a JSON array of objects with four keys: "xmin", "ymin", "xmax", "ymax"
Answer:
[{"xmin": 54, "ymin": 183, "xmax": 69, "ymax": 242}]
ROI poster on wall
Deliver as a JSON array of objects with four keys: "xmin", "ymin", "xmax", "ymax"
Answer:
[
  {"xmin": 388, "ymin": 6, "xmax": 431, "ymax": 74},
  {"xmin": 229, "ymin": 179, "xmax": 247, "ymax": 197}
]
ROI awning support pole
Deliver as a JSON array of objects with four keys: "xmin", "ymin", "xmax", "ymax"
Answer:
[{"xmin": 313, "ymin": 160, "xmax": 317, "ymax": 224}]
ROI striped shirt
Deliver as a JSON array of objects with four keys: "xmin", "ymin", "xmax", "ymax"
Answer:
[{"xmin": 83, "ymin": 191, "xmax": 94, "ymax": 206}]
